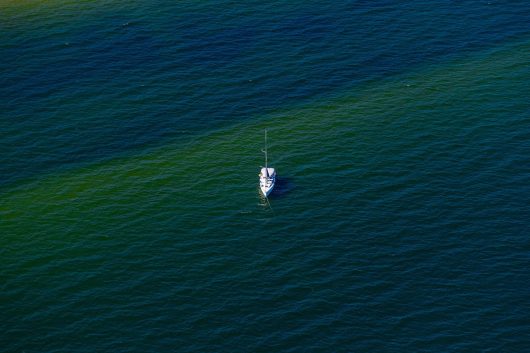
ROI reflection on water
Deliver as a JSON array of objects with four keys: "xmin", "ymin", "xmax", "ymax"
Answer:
[{"xmin": 257, "ymin": 188, "xmax": 272, "ymax": 210}]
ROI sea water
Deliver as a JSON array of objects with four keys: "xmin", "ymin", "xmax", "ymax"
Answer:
[{"xmin": 2, "ymin": 1, "xmax": 530, "ymax": 351}]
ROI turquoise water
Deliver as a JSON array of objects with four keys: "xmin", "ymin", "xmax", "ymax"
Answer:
[{"xmin": 2, "ymin": 1, "xmax": 530, "ymax": 352}]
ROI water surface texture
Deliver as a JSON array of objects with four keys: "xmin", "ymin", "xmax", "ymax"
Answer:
[{"xmin": 2, "ymin": 1, "xmax": 530, "ymax": 352}]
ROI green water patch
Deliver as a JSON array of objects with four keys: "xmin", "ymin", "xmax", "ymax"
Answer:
[{"xmin": 1, "ymin": 37, "xmax": 529, "ymax": 240}]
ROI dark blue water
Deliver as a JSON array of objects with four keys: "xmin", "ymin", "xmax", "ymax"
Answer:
[{"xmin": 2, "ymin": 1, "xmax": 530, "ymax": 187}]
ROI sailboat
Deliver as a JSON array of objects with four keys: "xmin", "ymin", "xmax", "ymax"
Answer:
[{"xmin": 259, "ymin": 129, "xmax": 276, "ymax": 197}]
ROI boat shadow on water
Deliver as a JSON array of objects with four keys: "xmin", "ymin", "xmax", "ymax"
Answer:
[{"xmin": 270, "ymin": 176, "xmax": 295, "ymax": 198}]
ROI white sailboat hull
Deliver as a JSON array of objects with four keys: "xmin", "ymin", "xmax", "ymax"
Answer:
[
  {"xmin": 260, "ymin": 180, "xmax": 275, "ymax": 197},
  {"xmin": 259, "ymin": 167, "xmax": 276, "ymax": 197}
]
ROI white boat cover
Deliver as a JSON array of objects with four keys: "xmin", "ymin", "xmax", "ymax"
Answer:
[{"xmin": 261, "ymin": 167, "xmax": 276, "ymax": 177}]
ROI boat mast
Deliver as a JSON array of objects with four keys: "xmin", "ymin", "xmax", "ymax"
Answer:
[{"xmin": 264, "ymin": 129, "xmax": 268, "ymax": 169}]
